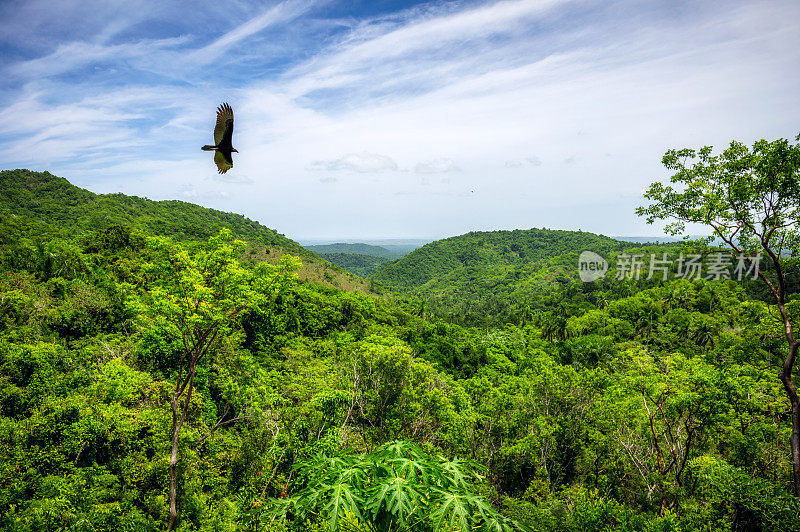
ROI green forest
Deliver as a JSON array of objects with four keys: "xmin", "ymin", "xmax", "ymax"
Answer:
[
  {"xmin": 2, "ymin": 138, "xmax": 800, "ymax": 532},
  {"xmin": 305, "ymin": 244, "xmax": 404, "ymax": 260},
  {"xmin": 314, "ymin": 253, "xmax": 391, "ymax": 278}
]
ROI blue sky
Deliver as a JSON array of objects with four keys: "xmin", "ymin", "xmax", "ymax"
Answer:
[{"xmin": 1, "ymin": 0, "xmax": 798, "ymax": 240}]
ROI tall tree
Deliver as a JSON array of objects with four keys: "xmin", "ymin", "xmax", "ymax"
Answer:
[
  {"xmin": 636, "ymin": 135, "xmax": 800, "ymax": 495},
  {"xmin": 140, "ymin": 229, "xmax": 300, "ymax": 530}
]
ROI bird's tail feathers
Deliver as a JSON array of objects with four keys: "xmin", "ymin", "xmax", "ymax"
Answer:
[{"xmin": 201, "ymin": 145, "xmax": 216, "ymax": 151}]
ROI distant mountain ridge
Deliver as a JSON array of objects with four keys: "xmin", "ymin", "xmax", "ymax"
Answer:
[
  {"xmin": 302, "ymin": 239, "xmax": 428, "ymax": 258},
  {"xmin": 306, "ymin": 243, "xmax": 400, "ymax": 259}
]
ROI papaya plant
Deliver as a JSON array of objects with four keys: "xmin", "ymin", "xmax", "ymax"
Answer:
[{"xmin": 265, "ymin": 440, "xmax": 527, "ymax": 532}]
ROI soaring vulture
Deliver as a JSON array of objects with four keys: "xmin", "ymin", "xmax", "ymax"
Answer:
[{"xmin": 201, "ymin": 103, "xmax": 237, "ymax": 174}]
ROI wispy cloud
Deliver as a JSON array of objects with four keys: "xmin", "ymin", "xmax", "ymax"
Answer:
[
  {"xmin": 281, "ymin": 0, "xmax": 569, "ymax": 106},
  {"xmin": 0, "ymin": 0, "xmax": 161, "ymax": 50},
  {"xmin": 505, "ymin": 156, "xmax": 542, "ymax": 168},
  {"xmin": 9, "ymin": 36, "xmax": 189, "ymax": 78},
  {"xmin": 308, "ymin": 152, "xmax": 398, "ymax": 173},
  {"xmin": 415, "ymin": 158, "xmax": 459, "ymax": 174},
  {"xmin": 185, "ymin": 0, "xmax": 322, "ymax": 66},
  {"xmin": 214, "ymin": 173, "xmax": 254, "ymax": 185},
  {"xmin": 1, "ymin": 0, "xmax": 798, "ymax": 239}
]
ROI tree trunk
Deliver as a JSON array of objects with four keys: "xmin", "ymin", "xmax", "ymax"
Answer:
[
  {"xmin": 779, "ymin": 342, "xmax": 800, "ymax": 496},
  {"xmin": 168, "ymin": 398, "xmax": 180, "ymax": 530},
  {"xmin": 790, "ymin": 398, "xmax": 800, "ymax": 498},
  {"xmin": 167, "ymin": 362, "xmax": 197, "ymax": 530}
]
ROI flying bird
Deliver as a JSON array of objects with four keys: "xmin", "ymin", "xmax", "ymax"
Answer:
[{"xmin": 202, "ymin": 103, "xmax": 238, "ymax": 174}]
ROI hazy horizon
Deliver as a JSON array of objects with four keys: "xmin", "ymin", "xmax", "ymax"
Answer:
[{"xmin": 298, "ymin": 233, "xmax": 704, "ymax": 244}]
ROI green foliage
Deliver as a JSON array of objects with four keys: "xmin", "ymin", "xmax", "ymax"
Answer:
[
  {"xmin": 0, "ymin": 167, "xmax": 798, "ymax": 531},
  {"xmin": 267, "ymin": 440, "xmax": 525, "ymax": 532},
  {"xmin": 139, "ymin": 229, "xmax": 301, "ymax": 349},
  {"xmin": 505, "ymin": 486, "xmax": 691, "ymax": 532},
  {"xmin": 690, "ymin": 456, "xmax": 800, "ymax": 531},
  {"xmin": 637, "ymin": 135, "xmax": 800, "ymax": 496},
  {"xmin": 318, "ymin": 253, "xmax": 391, "ymax": 278},
  {"xmin": 637, "ymin": 136, "xmax": 800, "ymax": 252},
  {"xmin": 137, "ymin": 229, "xmax": 301, "ymax": 529}
]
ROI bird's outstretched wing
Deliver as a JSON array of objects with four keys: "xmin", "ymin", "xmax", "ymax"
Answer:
[
  {"xmin": 214, "ymin": 150, "xmax": 233, "ymax": 174},
  {"xmin": 213, "ymin": 103, "xmax": 234, "ymax": 146}
]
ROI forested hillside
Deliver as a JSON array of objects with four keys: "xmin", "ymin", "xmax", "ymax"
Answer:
[
  {"xmin": 307, "ymin": 244, "xmax": 404, "ymax": 277},
  {"xmin": 1, "ymin": 170, "xmax": 798, "ymax": 531},
  {"xmin": 372, "ymin": 228, "xmax": 628, "ymax": 289},
  {"xmin": 369, "ymin": 229, "xmax": 682, "ymax": 326},
  {"xmin": 0, "ymin": 169, "xmax": 370, "ymax": 293},
  {"xmin": 316, "ymin": 252, "xmax": 391, "ymax": 277},
  {"xmin": 0, "ymin": 170, "xmax": 303, "ymax": 249}
]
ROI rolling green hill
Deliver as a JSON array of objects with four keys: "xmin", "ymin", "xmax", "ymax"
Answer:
[
  {"xmin": 0, "ymin": 169, "xmax": 372, "ymax": 292},
  {"xmin": 371, "ymin": 228, "xmax": 631, "ymax": 289},
  {"xmin": 370, "ymin": 228, "xmax": 660, "ymax": 325},
  {"xmin": 0, "ymin": 169, "xmax": 304, "ymax": 249}
]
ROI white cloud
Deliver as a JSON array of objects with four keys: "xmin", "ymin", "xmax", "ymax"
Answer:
[
  {"xmin": 282, "ymin": 0, "xmax": 567, "ymax": 99},
  {"xmin": 505, "ymin": 156, "xmax": 542, "ymax": 167},
  {"xmin": 0, "ymin": 86, "xmax": 208, "ymax": 170},
  {"xmin": 307, "ymin": 152, "xmax": 398, "ymax": 173},
  {"xmin": 185, "ymin": 0, "xmax": 321, "ymax": 66},
  {"xmin": 178, "ymin": 183, "xmax": 230, "ymax": 200},
  {"xmin": 1, "ymin": 0, "xmax": 799, "ymax": 239},
  {"xmin": 0, "ymin": 0, "xmax": 161, "ymax": 48},
  {"xmin": 214, "ymin": 173, "xmax": 254, "ymax": 184},
  {"xmin": 415, "ymin": 158, "xmax": 460, "ymax": 174},
  {"xmin": 9, "ymin": 36, "xmax": 189, "ymax": 79},
  {"xmin": 178, "ymin": 184, "xmax": 199, "ymax": 199}
]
